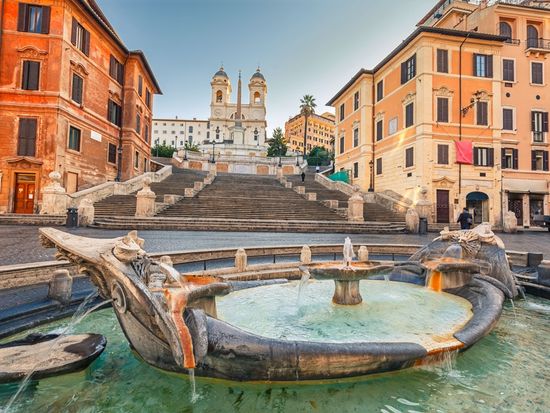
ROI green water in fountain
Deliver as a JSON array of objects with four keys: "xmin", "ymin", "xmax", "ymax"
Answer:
[
  {"xmin": 0, "ymin": 295, "xmax": 548, "ymax": 412},
  {"xmin": 217, "ymin": 280, "xmax": 472, "ymax": 344}
]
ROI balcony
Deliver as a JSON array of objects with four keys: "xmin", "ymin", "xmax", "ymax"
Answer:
[{"xmin": 526, "ymin": 38, "xmax": 550, "ymax": 53}]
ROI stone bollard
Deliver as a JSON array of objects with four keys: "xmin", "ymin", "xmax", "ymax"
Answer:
[
  {"xmin": 135, "ymin": 178, "xmax": 156, "ymax": 217},
  {"xmin": 276, "ymin": 167, "xmax": 283, "ymax": 179},
  {"xmin": 48, "ymin": 269, "xmax": 73, "ymax": 305},
  {"xmin": 40, "ymin": 171, "xmax": 68, "ymax": 215},
  {"xmin": 163, "ymin": 194, "xmax": 179, "ymax": 205},
  {"xmin": 184, "ymin": 188, "xmax": 195, "ymax": 198},
  {"xmin": 405, "ymin": 208, "xmax": 420, "ymax": 233},
  {"xmin": 503, "ymin": 211, "xmax": 518, "ymax": 233},
  {"xmin": 358, "ymin": 246, "xmax": 369, "ymax": 262},
  {"xmin": 78, "ymin": 198, "xmax": 95, "ymax": 226},
  {"xmin": 300, "ymin": 245, "xmax": 312, "ymax": 264},
  {"xmin": 235, "ymin": 248, "xmax": 247, "ymax": 272},
  {"xmin": 306, "ymin": 193, "xmax": 317, "ymax": 201},
  {"xmin": 194, "ymin": 181, "xmax": 204, "ymax": 191},
  {"xmin": 295, "ymin": 186, "xmax": 305, "ymax": 195},
  {"xmin": 285, "ymin": 182, "xmax": 293, "ymax": 189},
  {"xmin": 347, "ymin": 186, "xmax": 364, "ymax": 223},
  {"xmin": 210, "ymin": 163, "xmax": 217, "ymax": 176}
]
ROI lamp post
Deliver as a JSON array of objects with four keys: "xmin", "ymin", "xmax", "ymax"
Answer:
[
  {"xmin": 368, "ymin": 159, "xmax": 374, "ymax": 192},
  {"xmin": 278, "ymin": 156, "xmax": 282, "ymax": 168},
  {"xmin": 211, "ymin": 127, "xmax": 220, "ymax": 163},
  {"xmin": 254, "ymin": 128, "xmax": 259, "ymax": 146}
]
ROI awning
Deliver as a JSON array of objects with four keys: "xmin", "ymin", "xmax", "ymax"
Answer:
[{"xmin": 504, "ymin": 178, "xmax": 549, "ymax": 195}]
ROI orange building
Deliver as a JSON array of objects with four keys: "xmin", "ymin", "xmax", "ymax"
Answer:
[
  {"xmin": 284, "ymin": 112, "xmax": 335, "ymax": 154},
  {"xmin": 328, "ymin": 0, "xmax": 550, "ymax": 228},
  {"xmin": 0, "ymin": 0, "xmax": 161, "ymax": 214}
]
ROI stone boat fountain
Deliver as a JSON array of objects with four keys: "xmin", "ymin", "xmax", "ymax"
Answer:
[{"xmin": 38, "ymin": 224, "xmax": 518, "ymax": 382}]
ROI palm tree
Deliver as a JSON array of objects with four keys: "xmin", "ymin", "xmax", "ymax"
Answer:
[{"xmin": 299, "ymin": 95, "xmax": 316, "ymax": 156}]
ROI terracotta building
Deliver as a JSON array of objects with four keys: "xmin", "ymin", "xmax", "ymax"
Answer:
[
  {"xmin": 328, "ymin": 0, "xmax": 549, "ymax": 227},
  {"xmin": 284, "ymin": 112, "xmax": 335, "ymax": 154},
  {"xmin": 0, "ymin": 0, "xmax": 161, "ymax": 214}
]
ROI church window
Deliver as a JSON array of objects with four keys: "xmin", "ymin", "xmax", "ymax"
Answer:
[
  {"xmin": 254, "ymin": 92, "xmax": 261, "ymax": 104},
  {"xmin": 216, "ymin": 90, "xmax": 223, "ymax": 102}
]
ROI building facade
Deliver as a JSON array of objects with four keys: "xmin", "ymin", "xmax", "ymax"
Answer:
[
  {"xmin": 284, "ymin": 112, "xmax": 335, "ymax": 154},
  {"xmin": 328, "ymin": 0, "xmax": 550, "ymax": 227},
  {"xmin": 152, "ymin": 118, "xmax": 209, "ymax": 149},
  {"xmin": 0, "ymin": 0, "xmax": 160, "ymax": 214}
]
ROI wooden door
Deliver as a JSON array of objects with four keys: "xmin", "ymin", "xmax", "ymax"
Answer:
[
  {"xmin": 436, "ymin": 190, "xmax": 450, "ymax": 223},
  {"xmin": 14, "ymin": 174, "xmax": 36, "ymax": 214}
]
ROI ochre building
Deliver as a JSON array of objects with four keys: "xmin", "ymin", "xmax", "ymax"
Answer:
[
  {"xmin": 0, "ymin": 0, "xmax": 161, "ymax": 214},
  {"xmin": 328, "ymin": 0, "xmax": 549, "ymax": 227},
  {"xmin": 284, "ymin": 112, "xmax": 335, "ymax": 154}
]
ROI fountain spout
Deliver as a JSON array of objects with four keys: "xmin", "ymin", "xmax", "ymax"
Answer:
[{"xmin": 343, "ymin": 237, "xmax": 355, "ymax": 268}]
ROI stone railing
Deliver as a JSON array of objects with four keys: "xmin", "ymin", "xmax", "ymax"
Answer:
[
  {"xmin": 371, "ymin": 192, "xmax": 411, "ymax": 215},
  {"xmin": 68, "ymin": 165, "xmax": 172, "ymax": 208},
  {"xmin": 314, "ymin": 173, "xmax": 355, "ymax": 196}
]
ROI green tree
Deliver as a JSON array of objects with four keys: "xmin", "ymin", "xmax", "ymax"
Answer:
[
  {"xmin": 184, "ymin": 141, "xmax": 200, "ymax": 152},
  {"xmin": 151, "ymin": 144, "xmax": 176, "ymax": 158},
  {"xmin": 267, "ymin": 127, "xmax": 288, "ymax": 157},
  {"xmin": 307, "ymin": 146, "xmax": 333, "ymax": 166},
  {"xmin": 299, "ymin": 94, "xmax": 317, "ymax": 156}
]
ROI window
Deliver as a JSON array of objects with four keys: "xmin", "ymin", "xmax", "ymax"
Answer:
[
  {"xmin": 71, "ymin": 18, "xmax": 90, "ymax": 56},
  {"xmin": 146, "ymin": 89, "xmax": 151, "ymax": 108},
  {"xmin": 437, "ymin": 49, "xmax": 448, "ymax": 73},
  {"xmin": 189, "ymin": 126, "xmax": 194, "ymax": 133},
  {"xmin": 499, "ymin": 21, "xmax": 513, "ymax": 41},
  {"xmin": 527, "ymin": 25, "xmax": 539, "ymax": 49},
  {"xmin": 405, "ymin": 102, "xmax": 414, "ymax": 128},
  {"xmin": 339, "ymin": 136, "xmax": 345, "ymax": 154},
  {"xmin": 405, "ymin": 147, "xmax": 414, "ymax": 168},
  {"xmin": 339, "ymin": 104, "xmax": 345, "ymax": 121},
  {"xmin": 216, "ymin": 90, "xmax": 223, "ymax": 103},
  {"xmin": 376, "ymin": 119, "xmax": 383, "ymax": 141},
  {"xmin": 353, "ymin": 128, "xmax": 359, "ymax": 147},
  {"xmin": 503, "ymin": 108, "xmax": 514, "ymax": 131},
  {"xmin": 531, "ymin": 111, "xmax": 548, "ymax": 142},
  {"xmin": 17, "ymin": 118, "xmax": 37, "ymax": 156},
  {"xmin": 388, "ymin": 117, "xmax": 398, "ymax": 135},
  {"xmin": 437, "ymin": 144, "xmax": 449, "ymax": 165},
  {"xmin": 108, "ymin": 143, "xmax": 117, "ymax": 164},
  {"xmin": 68, "ymin": 126, "xmax": 81, "ymax": 152},
  {"xmin": 503, "ymin": 59, "xmax": 515, "ymax": 82},
  {"xmin": 532, "ymin": 150, "xmax": 549, "ymax": 171},
  {"xmin": 71, "ymin": 73, "xmax": 83, "ymax": 104},
  {"xmin": 109, "ymin": 56, "xmax": 124, "ymax": 84},
  {"xmin": 502, "ymin": 148, "xmax": 518, "ymax": 170},
  {"xmin": 473, "ymin": 147, "xmax": 494, "ymax": 167},
  {"xmin": 136, "ymin": 114, "xmax": 141, "ymax": 134},
  {"xmin": 477, "ymin": 101, "xmax": 489, "ymax": 126},
  {"xmin": 437, "ymin": 97, "xmax": 449, "ymax": 123},
  {"xmin": 401, "ymin": 54, "xmax": 416, "ymax": 84},
  {"xmin": 376, "ymin": 80, "xmax": 383, "ymax": 102},
  {"xmin": 376, "ymin": 158, "xmax": 383, "ymax": 175},
  {"xmin": 354, "ymin": 92, "xmax": 360, "ymax": 111},
  {"xmin": 531, "ymin": 62, "xmax": 543, "ymax": 85},
  {"xmin": 473, "ymin": 54, "xmax": 493, "ymax": 78},
  {"xmin": 144, "ymin": 123, "xmax": 149, "ymax": 143},
  {"xmin": 17, "ymin": 4, "xmax": 50, "ymax": 34},
  {"xmin": 108, "ymin": 100, "xmax": 122, "ymax": 126},
  {"xmin": 134, "ymin": 151, "xmax": 140, "ymax": 169},
  {"xmin": 353, "ymin": 162, "xmax": 359, "ymax": 179},
  {"xmin": 138, "ymin": 75, "xmax": 143, "ymax": 96},
  {"xmin": 21, "ymin": 61, "xmax": 40, "ymax": 90}
]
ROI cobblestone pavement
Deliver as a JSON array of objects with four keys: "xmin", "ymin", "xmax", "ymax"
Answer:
[{"xmin": 0, "ymin": 225, "xmax": 549, "ymax": 266}]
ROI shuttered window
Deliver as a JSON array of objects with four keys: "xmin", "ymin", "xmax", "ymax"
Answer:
[
  {"xmin": 71, "ymin": 73, "xmax": 83, "ymax": 104},
  {"xmin": 353, "ymin": 91, "xmax": 360, "ymax": 111},
  {"xmin": 145, "ymin": 89, "xmax": 151, "ymax": 108},
  {"xmin": 502, "ymin": 148, "xmax": 518, "ymax": 170},
  {"xmin": 473, "ymin": 147, "xmax": 494, "ymax": 167},
  {"xmin": 353, "ymin": 128, "xmax": 359, "ymax": 147},
  {"xmin": 17, "ymin": 4, "xmax": 50, "ymax": 34},
  {"xmin": 339, "ymin": 136, "xmax": 344, "ymax": 154},
  {"xmin": 401, "ymin": 54, "xmax": 416, "ymax": 85},
  {"xmin": 503, "ymin": 108, "xmax": 514, "ymax": 131},
  {"xmin": 109, "ymin": 56, "xmax": 124, "ymax": 84},
  {"xmin": 138, "ymin": 75, "xmax": 143, "ymax": 97},
  {"xmin": 473, "ymin": 54, "xmax": 493, "ymax": 78},
  {"xmin": 144, "ymin": 123, "xmax": 150, "ymax": 143},
  {"xmin": 68, "ymin": 126, "xmax": 81, "ymax": 151},
  {"xmin": 503, "ymin": 59, "xmax": 515, "ymax": 82},
  {"xmin": 108, "ymin": 143, "xmax": 117, "ymax": 164},
  {"xmin": 22, "ymin": 61, "xmax": 40, "ymax": 90},
  {"xmin": 376, "ymin": 119, "xmax": 383, "ymax": 141},
  {"xmin": 405, "ymin": 102, "xmax": 414, "ymax": 128},
  {"xmin": 339, "ymin": 104, "xmax": 345, "ymax": 121},
  {"xmin": 376, "ymin": 158, "xmax": 383, "ymax": 175},
  {"xmin": 531, "ymin": 111, "xmax": 548, "ymax": 142},
  {"xmin": 353, "ymin": 162, "xmax": 359, "ymax": 179},
  {"xmin": 108, "ymin": 100, "xmax": 122, "ymax": 126},
  {"xmin": 531, "ymin": 150, "xmax": 549, "ymax": 171},
  {"xmin": 437, "ymin": 49, "xmax": 448, "ymax": 73},
  {"xmin": 531, "ymin": 62, "xmax": 543, "ymax": 85},
  {"xmin": 136, "ymin": 114, "xmax": 141, "ymax": 134},
  {"xmin": 477, "ymin": 102, "xmax": 489, "ymax": 126},
  {"xmin": 134, "ymin": 151, "xmax": 140, "ymax": 169},
  {"xmin": 405, "ymin": 147, "xmax": 414, "ymax": 168},
  {"xmin": 437, "ymin": 97, "xmax": 449, "ymax": 123},
  {"xmin": 17, "ymin": 118, "xmax": 37, "ymax": 157},
  {"xmin": 437, "ymin": 144, "xmax": 449, "ymax": 165},
  {"xmin": 71, "ymin": 18, "xmax": 90, "ymax": 56},
  {"xmin": 376, "ymin": 80, "xmax": 383, "ymax": 102}
]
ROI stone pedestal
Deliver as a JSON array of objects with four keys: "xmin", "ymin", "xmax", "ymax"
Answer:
[
  {"xmin": 194, "ymin": 182, "xmax": 204, "ymax": 191},
  {"xmin": 333, "ymin": 280, "xmax": 362, "ymax": 305},
  {"xmin": 347, "ymin": 187, "xmax": 364, "ymax": 223},
  {"xmin": 503, "ymin": 211, "xmax": 518, "ymax": 233},
  {"xmin": 300, "ymin": 245, "xmax": 312, "ymax": 264},
  {"xmin": 184, "ymin": 188, "xmax": 195, "ymax": 198},
  {"xmin": 306, "ymin": 193, "xmax": 317, "ymax": 201},
  {"xmin": 358, "ymin": 246, "xmax": 369, "ymax": 262},
  {"xmin": 40, "ymin": 172, "xmax": 68, "ymax": 215},
  {"xmin": 415, "ymin": 186, "xmax": 433, "ymax": 223},
  {"xmin": 295, "ymin": 186, "xmax": 305, "ymax": 195},
  {"xmin": 285, "ymin": 182, "xmax": 292, "ymax": 189},
  {"xmin": 163, "ymin": 194, "xmax": 179, "ymax": 205},
  {"xmin": 276, "ymin": 168, "xmax": 283, "ymax": 179},
  {"xmin": 210, "ymin": 164, "xmax": 217, "ymax": 176},
  {"xmin": 235, "ymin": 248, "xmax": 247, "ymax": 272},
  {"xmin": 48, "ymin": 269, "xmax": 73, "ymax": 305},
  {"xmin": 405, "ymin": 208, "xmax": 420, "ymax": 233},
  {"xmin": 135, "ymin": 178, "xmax": 156, "ymax": 217},
  {"xmin": 78, "ymin": 198, "xmax": 95, "ymax": 227}
]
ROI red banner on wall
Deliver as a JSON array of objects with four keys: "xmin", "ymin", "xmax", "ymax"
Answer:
[{"xmin": 455, "ymin": 141, "xmax": 473, "ymax": 164}]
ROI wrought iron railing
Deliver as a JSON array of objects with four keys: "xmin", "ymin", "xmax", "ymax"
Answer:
[{"xmin": 526, "ymin": 38, "xmax": 550, "ymax": 51}]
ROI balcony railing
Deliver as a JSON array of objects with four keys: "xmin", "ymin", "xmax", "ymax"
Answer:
[{"xmin": 526, "ymin": 38, "xmax": 550, "ymax": 51}]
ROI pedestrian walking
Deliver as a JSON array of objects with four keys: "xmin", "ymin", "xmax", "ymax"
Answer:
[
  {"xmin": 457, "ymin": 208, "xmax": 473, "ymax": 230},
  {"xmin": 315, "ymin": 166, "xmax": 320, "ymax": 173},
  {"xmin": 301, "ymin": 171, "xmax": 306, "ymax": 182}
]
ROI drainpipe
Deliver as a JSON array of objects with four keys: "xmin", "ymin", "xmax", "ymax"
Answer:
[
  {"xmin": 0, "ymin": 0, "xmax": 5, "ymax": 80},
  {"xmin": 458, "ymin": 32, "xmax": 473, "ymax": 199},
  {"xmin": 370, "ymin": 78, "xmax": 375, "ymax": 192},
  {"xmin": 115, "ymin": 55, "xmax": 129, "ymax": 182}
]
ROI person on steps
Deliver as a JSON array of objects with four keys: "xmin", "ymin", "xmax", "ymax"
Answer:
[
  {"xmin": 301, "ymin": 171, "xmax": 306, "ymax": 182},
  {"xmin": 457, "ymin": 208, "xmax": 473, "ymax": 230}
]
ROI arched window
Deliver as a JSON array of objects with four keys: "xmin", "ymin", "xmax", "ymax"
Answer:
[
  {"xmin": 216, "ymin": 90, "xmax": 223, "ymax": 103},
  {"xmin": 499, "ymin": 21, "xmax": 512, "ymax": 41},
  {"xmin": 527, "ymin": 25, "xmax": 539, "ymax": 48},
  {"xmin": 254, "ymin": 92, "xmax": 261, "ymax": 104}
]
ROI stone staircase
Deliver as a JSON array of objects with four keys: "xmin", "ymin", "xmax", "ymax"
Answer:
[
  {"xmin": 158, "ymin": 174, "xmax": 346, "ymax": 221},
  {"xmin": 93, "ymin": 168, "xmax": 207, "ymax": 217},
  {"xmin": 286, "ymin": 174, "xmax": 405, "ymax": 223}
]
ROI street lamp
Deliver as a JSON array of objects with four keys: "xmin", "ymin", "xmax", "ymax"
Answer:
[
  {"xmin": 368, "ymin": 159, "xmax": 374, "ymax": 192},
  {"xmin": 254, "ymin": 128, "xmax": 259, "ymax": 146}
]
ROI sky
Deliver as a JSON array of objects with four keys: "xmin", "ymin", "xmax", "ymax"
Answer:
[{"xmin": 96, "ymin": 0, "xmax": 436, "ymax": 133}]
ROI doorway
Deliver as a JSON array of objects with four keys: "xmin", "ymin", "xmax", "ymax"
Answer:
[
  {"xmin": 14, "ymin": 173, "xmax": 36, "ymax": 214},
  {"xmin": 436, "ymin": 190, "xmax": 450, "ymax": 223},
  {"xmin": 466, "ymin": 192, "xmax": 489, "ymax": 224},
  {"xmin": 508, "ymin": 194, "xmax": 523, "ymax": 225}
]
